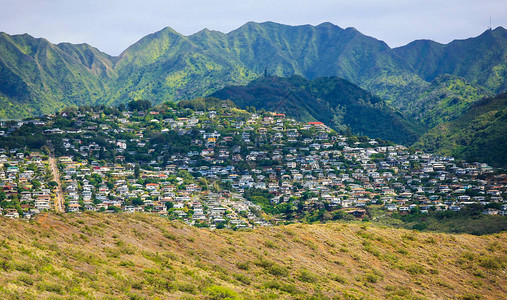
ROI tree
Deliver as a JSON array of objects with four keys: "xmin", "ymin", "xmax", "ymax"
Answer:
[
  {"xmin": 31, "ymin": 180, "xmax": 41, "ymax": 190},
  {"xmin": 134, "ymin": 164, "xmax": 140, "ymax": 179},
  {"xmin": 117, "ymin": 103, "xmax": 126, "ymax": 111},
  {"xmin": 108, "ymin": 206, "xmax": 121, "ymax": 213},
  {"xmin": 176, "ymin": 170, "xmax": 193, "ymax": 182},
  {"xmin": 128, "ymin": 100, "xmax": 152, "ymax": 111},
  {"xmin": 99, "ymin": 147, "xmax": 106, "ymax": 160},
  {"xmin": 132, "ymin": 198, "xmax": 144, "ymax": 206},
  {"xmin": 164, "ymin": 201, "xmax": 174, "ymax": 209}
]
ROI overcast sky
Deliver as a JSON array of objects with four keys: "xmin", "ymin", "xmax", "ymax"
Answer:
[{"xmin": 1, "ymin": 0, "xmax": 506, "ymax": 56}]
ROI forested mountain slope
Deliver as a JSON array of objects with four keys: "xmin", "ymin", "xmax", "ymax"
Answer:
[
  {"xmin": 212, "ymin": 76, "xmax": 424, "ymax": 144},
  {"xmin": 0, "ymin": 32, "xmax": 116, "ymax": 117},
  {"xmin": 415, "ymin": 94, "xmax": 507, "ymax": 168}
]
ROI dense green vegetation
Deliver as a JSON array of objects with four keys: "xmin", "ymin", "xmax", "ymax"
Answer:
[
  {"xmin": 415, "ymin": 94, "xmax": 507, "ymax": 168},
  {"xmin": 100, "ymin": 23, "xmax": 507, "ymax": 115},
  {"xmin": 394, "ymin": 27, "xmax": 507, "ymax": 94},
  {"xmin": 394, "ymin": 75, "xmax": 493, "ymax": 127},
  {"xmin": 0, "ymin": 33, "xmax": 116, "ymax": 117},
  {"xmin": 212, "ymin": 75, "xmax": 424, "ymax": 144}
]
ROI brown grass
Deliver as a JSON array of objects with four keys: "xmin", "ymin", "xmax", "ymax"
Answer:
[{"xmin": 0, "ymin": 213, "xmax": 505, "ymax": 299}]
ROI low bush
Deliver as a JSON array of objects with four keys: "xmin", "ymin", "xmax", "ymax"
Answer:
[
  {"xmin": 298, "ymin": 269, "xmax": 319, "ymax": 283},
  {"xmin": 206, "ymin": 285, "xmax": 239, "ymax": 299}
]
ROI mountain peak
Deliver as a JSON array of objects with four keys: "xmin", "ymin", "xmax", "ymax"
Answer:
[
  {"xmin": 156, "ymin": 26, "xmax": 183, "ymax": 37},
  {"xmin": 344, "ymin": 26, "xmax": 358, "ymax": 32},
  {"xmin": 316, "ymin": 22, "xmax": 343, "ymax": 31},
  {"xmin": 239, "ymin": 21, "xmax": 262, "ymax": 28},
  {"xmin": 193, "ymin": 27, "xmax": 224, "ymax": 36},
  {"xmin": 317, "ymin": 22, "xmax": 336, "ymax": 27},
  {"xmin": 488, "ymin": 26, "xmax": 507, "ymax": 38}
]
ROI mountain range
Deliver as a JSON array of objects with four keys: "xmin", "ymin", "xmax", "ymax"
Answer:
[{"xmin": 1, "ymin": 22, "xmax": 505, "ymax": 118}]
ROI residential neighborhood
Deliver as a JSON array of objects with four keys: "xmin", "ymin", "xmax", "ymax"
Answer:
[{"xmin": 0, "ymin": 100, "xmax": 505, "ymax": 228}]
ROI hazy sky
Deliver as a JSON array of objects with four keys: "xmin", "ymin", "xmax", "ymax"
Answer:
[{"xmin": 1, "ymin": 0, "xmax": 506, "ymax": 56}]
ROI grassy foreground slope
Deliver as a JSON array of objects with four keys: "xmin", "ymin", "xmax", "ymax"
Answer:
[{"xmin": 0, "ymin": 213, "xmax": 505, "ymax": 299}]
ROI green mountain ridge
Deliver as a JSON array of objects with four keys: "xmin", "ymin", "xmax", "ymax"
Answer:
[
  {"xmin": 415, "ymin": 94, "xmax": 507, "ymax": 168},
  {"xmin": 389, "ymin": 27, "xmax": 507, "ymax": 127},
  {"xmin": 211, "ymin": 75, "xmax": 424, "ymax": 144},
  {"xmin": 1, "ymin": 23, "xmax": 505, "ymax": 120},
  {"xmin": 0, "ymin": 32, "xmax": 116, "ymax": 117},
  {"xmin": 394, "ymin": 27, "xmax": 507, "ymax": 93},
  {"xmin": 106, "ymin": 26, "xmax": 257, "ymax": 104}
]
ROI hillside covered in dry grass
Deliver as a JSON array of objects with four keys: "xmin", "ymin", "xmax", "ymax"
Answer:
[{"xmin": 0, "ymin": 213, "xmax": 505, "ymax": 299}]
